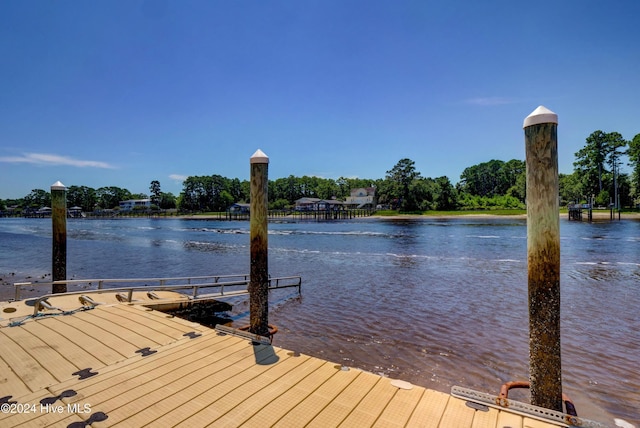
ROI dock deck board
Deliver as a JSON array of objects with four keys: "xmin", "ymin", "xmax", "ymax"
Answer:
[{"xmin": 0, "ymin": 303, "xmax": 568, "ymax": 428}]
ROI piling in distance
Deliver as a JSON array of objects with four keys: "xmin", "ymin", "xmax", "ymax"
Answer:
[
  {"xmin": 249, "ymin": 149, "xmax": 270, "ymax": 337},
  {"xmin": 523, "ymin": 106, "xmax": 562, "ymax": 411},
  {"xmin": 51, "ymin": 181, "xmax": 67, "ymax": 294}
]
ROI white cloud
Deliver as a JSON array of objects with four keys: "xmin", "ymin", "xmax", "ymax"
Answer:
[
  {"xmin": 169, "ymin": 174, "xmax": 188, "ymax": 182},
  {"xmin": 464, "ymin": 97, "xmax": 519, "ymax": 106},
  {"xmin": 0, "ymin": 153, "xmax": 116, "ymax": 169}
]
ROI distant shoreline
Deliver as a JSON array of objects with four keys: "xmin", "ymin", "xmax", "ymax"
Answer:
[
  {"xmin": 3, "ymin": 210, "xmax": 639, "ymax": 222},
  {"xmin": 2, "ymin": 209, "xmax": 638, "ymax": 301},
  {"xmin": 179, "ymin": 210, "xmax": 639, "ymax": 221},
  {"xmin": 366, "ymin": 211, "xmax": 640, "ymax": 220}
]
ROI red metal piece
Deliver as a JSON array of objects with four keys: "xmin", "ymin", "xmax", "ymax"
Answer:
[{"xmin": 498, "ymin": 381, "xmax": 578, "ymax": 418}]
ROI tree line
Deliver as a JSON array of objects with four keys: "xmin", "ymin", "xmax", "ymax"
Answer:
[{"xmin": 2, "ymin": 130, "xmax": 639, "ymax": 214}]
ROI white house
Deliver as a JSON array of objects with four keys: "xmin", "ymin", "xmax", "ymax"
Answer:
[
  {"xmin": 344, "ymin": 187, "xmax": 376, "ymax": 208},
  {"xmin": 119, "ymin": 199, "xmax": 152, "ymax": 211}
]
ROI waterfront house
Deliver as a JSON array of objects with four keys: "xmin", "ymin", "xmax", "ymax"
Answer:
[
  {"xmin": 294, "ymin": 197, "xmax": 344, "ymax": 211},
  {"xmin": 317, "ymin": 199, "xmax": 343, "ymax": 211},
  {"xmin": 119, "ymin": 199, "xmax": 152, "ymax": 211},
  {"xmin": 294, "ymin": 197, "xmax": 321, "ymax": 211},
  {"xmin": 344, "ymin": 187, "xmax": 376, "ymax": 208},
  {"xmin": 228, "ymin": 203, "xmax": 250, "ymax": 213}
]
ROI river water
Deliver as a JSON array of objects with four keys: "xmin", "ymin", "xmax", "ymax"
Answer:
[{"xmin": 0, "ymin": 216, "xmax": 638, "ymax": 425}]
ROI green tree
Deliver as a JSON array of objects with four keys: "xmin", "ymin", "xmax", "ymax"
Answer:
[
  {"xmin": 23, "ymin": 189, "xmax": 51, "ymax": 209},
  {"xmin": 96, "ymin": 187, "xmax": 131, "ymax": 209},
  {"xmin": 180, "ymin": 176, "xmax": 211, "ymax": 211},
  {"xmin": 409, "ymin": 177, "xmax": 436, "ymax": 211},
  {"xmin": 149, "ymin": 180, "xmax": 162, "ymax": 207},
  {"xmin": 385, "ymin": 158, "xmax": 421, "ymax": 210},
  {"xmin": 574, "ymin": 130, "xmax": 630, "ymax": 208},
  {"xmin": 616, "ymin": 173, "xmax": 632, "ymax": 208},
  {"xmin": 315, "ymin": 179, "xmax": 339, "ymax": 200},
  {"xmin": 67, "ymin": 185, "xmax": 97, "ymax": 212},
  {"xmin": 574, "ymin": 130, "xmax": 609, "ymax": 196},
  {"xmin": 459, "ymin": 159, "xmax": 511, "ymax": 197},
  {"xmin": 558, "ymin": 172, "xmax": 583, "ymax": 205},
  {"xmin": 159, "ymin": 192, "xmax": 177, "ymax": 209},
  {"xmin": 434, "ymin": 176, "xmax": 457, "ymax": 210},
  {"xmin": 628, "ymin": 133, "xmax": 640, "ymax": 204},
  {"xmin": 178, "ymin": 175, "xmax": 245, "ymax": 212},
  {"xmin": 228, "ymin": 178, "xmax": 247, "ymax": 203},
  {"xmin": 606, "ymin": 132, "xmax": 627, "ymax": 209}
]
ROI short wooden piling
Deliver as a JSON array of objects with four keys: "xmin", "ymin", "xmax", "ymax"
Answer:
[
  {"xmin": 249, "ymin": 149, "xmax": 270, "ymax": 337},
  {"xmin": 524, "ymin": 106, "xmax": 562, "ymax": 411},
  {"xmin": 51, "ymin": 181, "xmax": 67, "ymax": 293}
]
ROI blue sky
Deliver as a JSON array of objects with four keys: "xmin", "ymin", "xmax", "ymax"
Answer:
[{"xmin": 1, "ymin": 1, "xmax": 639, "ymax": 200}]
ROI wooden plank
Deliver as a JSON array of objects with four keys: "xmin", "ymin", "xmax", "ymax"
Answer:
[
  {"xmin": 47, "ymin": 329, "xmax": 232, "ymax": 396},
  {"xmin": 55, "ymin": 333, "xmax": 244, "ymax": 406},
  {"xmin": 166, "ymin": 347, "xmax": 295, "ymax": 427},
  {"xmin": 3, "ymin": 411, "xmax": 84, "ymax": 428},
  {"xmin": 0, "ymin": 346, "xmax": 32, "ymax": 399},
  {"xmin": 181, "ymin": 349, "xmax": 313, "ymax": 427},
  {"xmin": 211, "ymin": 356, "xmax": 329, "ymax": 427},
  {"xmin": 523, "ymin": 417, "xmax": 563, "ymax": 428},
  {"xmin": 405, "ymin": 388, "xmax": 450, "ymax": 427},
  {"xmin": 470, "ymin": 405, "xmax": 500, "ymax": 428},
  {"xmin": 104, "ymin": 304, "xmax": 203, "ymax": 338},
  {"xmin": 336, "ymin": 376, "xmax": 399, "ymax": 427},
  {"xmin": 51, "ymin": 309, "xmax": 148, "ymax": 356},
  {"xmin": 0, "ymin": 389, "xmax": 87, "ymax": 428},
  {"xmin": 493, "ymin": 410, "xmax": 523, "ymax": 428},
  {"xmin": 239, "ymin": 358, "xmax": 332, "ymax": 426},
  {"xmin": 0, "ymin": 389, "xmax": 51, "ymax": 426},
  {"xmin": 79, "ymin": 306, "xmax": 173, "ymax": 346},
  {"xmin": 374, "ymin": 383, "xmax": 428, "ymax": 427},
  {"xmin": 20, "ymin": 318, "xmax": 103, "ymax": 373},
  {"xmin": 35, "ymin": 316, "xmax": 125, "ymax": 364},
  {"xmin": 306, "ymin": 370, "xmax": 380, "ymax": 428},
  {"xmin": 272, "ymin": 364, "xmax": 362, "ymax": 427},
  {"xmin": 0, "ymin": 327, "xmax": 57, "ymax": 392},
  {"xmin": 70, "ymin": 337, "xmax": 259, "ymax": 426},
  {"xmin": 114, "ymin": 304, "xmax": 209, "ymax": 333},
  {"xmin": 439, "ymin": 396, "xmax": 476, "ymax": 427},
  {"xmin": 0, "ymin": 322, "xmax": 80, "ymax": 383}
]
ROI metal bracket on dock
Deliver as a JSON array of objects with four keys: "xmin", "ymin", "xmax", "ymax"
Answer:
[
  {"xmin": 450, "ymin": 386, "xmax": 608, "ymax": 428},
  {"xmin": 79, "ymin": 295, "xmax": 103, "ymax": 307},
  {"xmin": 214, "ymin": 325, "xmax": 271, "ymax": 345}
]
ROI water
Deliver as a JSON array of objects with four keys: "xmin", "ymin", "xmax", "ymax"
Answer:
[{"xmin": 1, "ymin": 216, "xmax": 638, "ymax": 425}]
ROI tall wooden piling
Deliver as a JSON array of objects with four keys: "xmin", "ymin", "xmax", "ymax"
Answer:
[
  {"xmin": 249, "ymin": 149, "xmax": 270, "ymax": 337},
  {"xmin": 524, "ymin": 106, "xmax": 562, "ymax": 411},
  {"xmin": 51, "ymin": 181, "xmax": 67, "ymax": 294}
]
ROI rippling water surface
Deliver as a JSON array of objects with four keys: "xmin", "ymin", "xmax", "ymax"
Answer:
[{"xmin": 1, "ymin": 216, "xmax": 638, "ymax": 424}]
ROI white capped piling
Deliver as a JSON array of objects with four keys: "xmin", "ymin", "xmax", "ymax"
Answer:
[
  {"xmin": 523, "ymin": 106, "xmax": 562, "ymax": 411},
  {"xmin": 51, "ymin": 181, "xmax": 67, "ymax": 294},
  {"xmin": 249, "ymin": 149, "xmax": 270, "ymax": 337}
]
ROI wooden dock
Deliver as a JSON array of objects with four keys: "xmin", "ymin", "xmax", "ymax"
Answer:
[{"xmin": 0, "ymin": 300, "xmax": 585, "ymax": 427}]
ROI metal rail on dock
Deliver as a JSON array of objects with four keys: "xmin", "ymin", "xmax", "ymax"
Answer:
[
  {"xmin": 14, "ymin": 273, "xmax": 301, "ymax": 301},
  {"xmin": 13, "ymin": 274, "xmax": 301, "ymax": 315}
]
